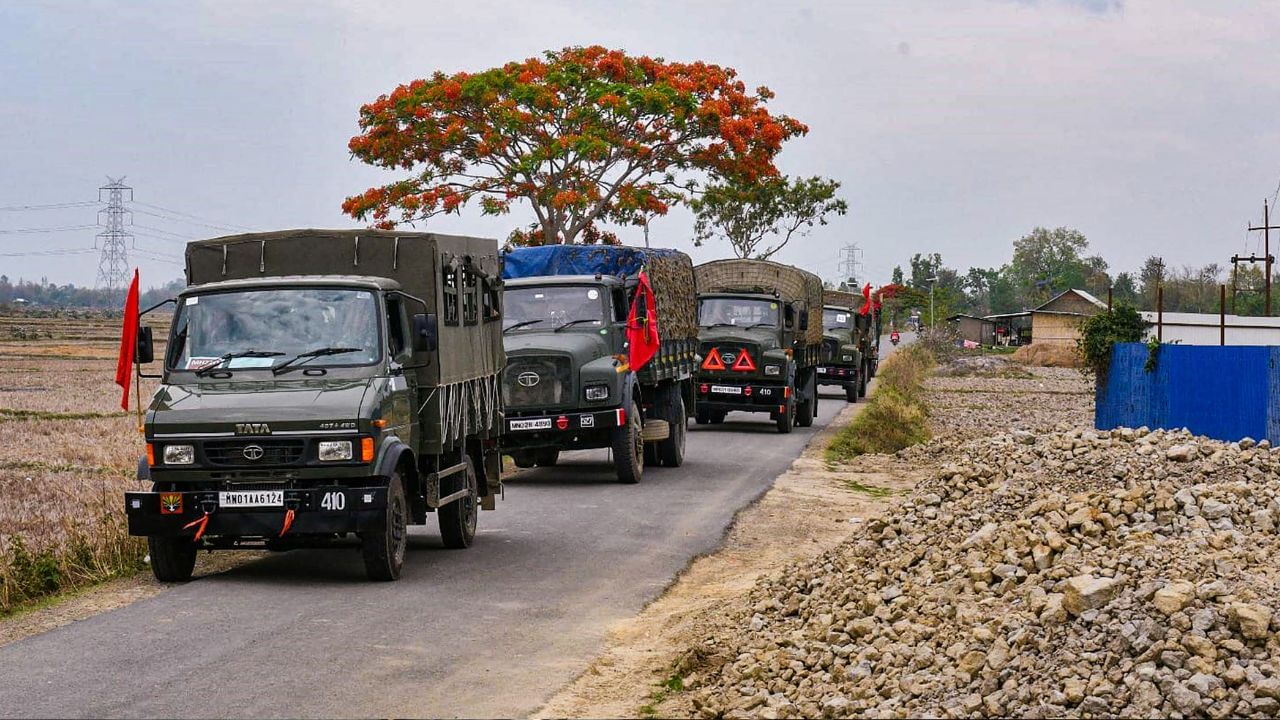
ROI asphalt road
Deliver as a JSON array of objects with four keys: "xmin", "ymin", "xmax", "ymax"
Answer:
[{"xmin": 0, "ymin": 345, "xmax": 897, "ymax": 719}]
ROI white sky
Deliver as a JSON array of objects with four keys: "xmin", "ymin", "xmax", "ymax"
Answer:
[{"xmin": 3, "ymin": 0, "xmax": 1279, "ymax": 288}]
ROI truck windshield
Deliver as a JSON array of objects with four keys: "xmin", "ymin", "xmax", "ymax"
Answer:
[
  {"xmin": 698, "ymin": 297, "xmax": 779, "ymax": 328},
  {"xmin": 504, "ymin": 285, "xmax": 606, "ymax": 333},
  {"xmin": 823, "ymin": 309, "xmax": 853, "ymax": 329},
  {"xmin": 168, "ymin": 288, "xmax": 381, "ymax": 372}
]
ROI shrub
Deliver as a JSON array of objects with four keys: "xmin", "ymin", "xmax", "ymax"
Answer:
[
  {"xmin": 826, "ymin": 344, "xmax": 934, "ymax": 461},
  {"xmin": 1077, "ymin": 305, "xmax": 1150, "ymax": 380}
]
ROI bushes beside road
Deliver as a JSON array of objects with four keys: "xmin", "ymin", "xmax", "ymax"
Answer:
[{"xmin": 826, "ymin": 344, "xmax": 934, "ymax": 462}]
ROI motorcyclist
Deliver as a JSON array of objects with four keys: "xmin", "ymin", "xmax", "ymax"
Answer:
[{"xmin": 890, "ymin": 329, "xmax": 901, "ymax": 345}]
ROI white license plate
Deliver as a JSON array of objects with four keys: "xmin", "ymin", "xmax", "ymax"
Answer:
[
  {"xmin": 817, "ymin": 367, "xmax": 826, "ymax": 372},
  {"xmin": 710, "ymin": 385, "xmax": 742, "ymax": 395},
  {"xmin": 510, "ymin": 418, "xmax": 553, "ymax": 431},
  {"xmin": 219, "ymin": 490, "xmax": 284, "ymax": 508}
]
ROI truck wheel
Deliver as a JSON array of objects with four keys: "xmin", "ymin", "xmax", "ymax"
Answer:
[
  {"xmin": 659, "ymin": 393, "xmax": 686, "ymax": 468},
  {"xmin": 612, "ymin": 400, "xmax": 644, "ymax": 484},
  {"xmin": 438, "ymin": 456, "xmax": 479, "ymax": 549},
  {"xmin": 533, "ymin": 449, "xmax": 559, "ymax": 467},
  {"xmin": 510, "ymin": 451, "xmax": 536, "ymax": 469},
  {"xmin": 362, "ymin": 470, "xmax": 408, "ymax": 581},
  {"xmin": 845, "ymin": 382, "xmax": 858, "ymax": 403},
  {"xmin": 776, "ymin": 399, "xmax": 795, "ymax": 434},
  {"xmin": 695, "ymin": 407, "xmax": 710, "ymax": 425},
  {"xmin": 859, "ymin": 363, "xmax": 869, "ymax": 398},
  {"xmin": 796, "ymin": 379, "xmax": 816, "ymax": 428},
  {"xmin": 148, "ymin": 536, "xmax": 196, "ymax": 583}
]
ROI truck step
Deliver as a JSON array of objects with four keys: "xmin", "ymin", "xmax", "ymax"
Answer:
[{"xmin": 641, "ymin": 419, "xmax": 670, "ymax": 442}]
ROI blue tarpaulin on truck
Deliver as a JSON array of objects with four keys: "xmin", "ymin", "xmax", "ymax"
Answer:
[{"xmin": 501, "ymin": 245, "xmax": 685, "ymax": 280}]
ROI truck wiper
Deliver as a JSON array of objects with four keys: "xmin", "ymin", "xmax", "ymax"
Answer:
[
  {"xmin": 272, "ymin": 347, "xmax": 363, "ymax": 375},
  {"xmin": 554, "ymin": 318, "xmax": 600, "ymax": 332},
  {"xmin": 746, "ymin": 322, "xmax": 777, "ymax": 329},
  {"xmin": 503, "ymin": 319, "xmax": 545, "ymax": 334},
  {"xmin": 702, "ymin": 322, "xmax": 737, "ymax": 328},
  {"xmin": 194, "ymin": 350, "xmax": 286, "ymax": 377}
]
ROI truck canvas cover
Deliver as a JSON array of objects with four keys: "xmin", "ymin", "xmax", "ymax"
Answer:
[
  {"xmin": 184, "ymin": 229, "xmax": 504, "ymax": 388},
  {"xmin": 502, "ymin": 245, "xmax": 697, "ymax": 339},
  {"xmin": 694, "ymin": 259, "xmax": 824, "ymax": 345}
]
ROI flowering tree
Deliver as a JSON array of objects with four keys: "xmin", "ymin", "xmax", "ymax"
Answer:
[
  {"xmin": 691, "ymin": 175, "xmax": 847, "ymax": 259},
  {"xmin": 342, "ymin": 46, "xmax": 808, "ymax": 244}
]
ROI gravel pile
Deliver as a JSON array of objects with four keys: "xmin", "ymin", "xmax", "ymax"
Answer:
[{"xmin": 688, "ymin": 426, "xmax": 1280, "ymax": 719}]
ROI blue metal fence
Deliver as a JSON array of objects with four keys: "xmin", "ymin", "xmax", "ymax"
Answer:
[{"xmin": 1096, "ymin": 343, "xmax": 1280, "ymax": 444}]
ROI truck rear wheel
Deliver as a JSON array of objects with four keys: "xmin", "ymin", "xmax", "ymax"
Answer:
[
  {"xmin": 148, "ymin": 535, "xmax": 197, "ymax": 583},
  {"xmin": 845, "ymin": 382, "xmax": 858, "ymax": 403},
  {"xmin": 510, "ymin": 451, "xmax": 536, "ymax": 469},
  {"xmin": 776, "ymin": 399, "xmax": 795, "ymax": 434},
  {"xmin": 797, "ymin": 386, "xmax": 815, "ymax": 428},
  {"xmin": 438, "ymin": 457, "xmax": 478, "ymax": 549},
  {"xmin": 533, "ymin": 449, "xmax": 559, "ymax": 467},
  {"xmin": 659, "ymin": 393, "xmax": 686, "ymax": 467},
  {"xmin": 612, "ymin": 400, "xmax": 644, "ymax": 484},
  {"xmin": 859, "ymin": 362, "xmax": 869, "ymax": 397},
  {"xmin": 362, "ymin": 470, "xmax": 408, "ymax": 581}
]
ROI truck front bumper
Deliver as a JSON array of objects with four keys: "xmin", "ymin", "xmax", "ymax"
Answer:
[
  {"xmin": 124, "ymin": 486, "xmax": 388, "ymax": 539},
  {"xmin": 696, "ymin": 380, "xmax": 789, "ymax": 415},
  {"xmin": 816, "ymin": 364, "xmax": 858, "ymax": 387},
  {"xmin": 500, "ymin": 407, "xmax": 625, "ymax": 451}
]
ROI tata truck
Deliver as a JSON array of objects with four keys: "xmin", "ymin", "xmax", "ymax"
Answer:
[
  {"xmin": 693, "ymin": 259, "xmax": 824, "ymax": 433},
  {"xmin": 817, "ymin": 289, "xmax": 875, "ymax": 402},
  {"xmin": 499, "ymin": 245, "xmax": 699, "ymax": 484},
  {"xmin": 123, "ymin": 229, "xmax": 505, "ymax": 582}
]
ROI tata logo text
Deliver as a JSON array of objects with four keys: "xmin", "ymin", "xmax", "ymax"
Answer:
[
  {"xmin": 242, "ymin": 444, "xmax": 265, "ymax": 461},
  {"xmin": 235, "ymin": 423, "xmax": 271, "ymax": 435},
  {"xmin": 517, "ymin": 372, "xmax": 540, "ymax": 388}
]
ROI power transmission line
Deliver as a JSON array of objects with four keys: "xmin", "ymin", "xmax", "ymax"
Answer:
[
  {"xmin": 0, "ymin": 201, "xmax": 98, "ymax": 212},
  {"xmin": 129, "ymin": 201, "xmax": 254, "ymax": 232},
  {"xmin": 0, "ymin": 224, "xmax": 98, "ymax": 234},
  {"xmin": 0, "ymin": 248, "xmax": 97, "ymax": 258},
  {"xmin": 95, "ymin": 177, "xmax": 134, "ymax": 290}
]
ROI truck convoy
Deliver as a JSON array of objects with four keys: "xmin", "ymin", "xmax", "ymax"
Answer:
[
  {"xmin": 818, "ymin": 288, "xmax": 879, "ymax": 402},
  {"xmin": 124, "ymin": 229, "xmax": 505, "ymax": 582},
  {"xmin": 498, "ymin": 245, "xmax": 699, "ymax": 484},
  {"xmin": 692, "ymin": 259, "xmax": 824, "ymax": 433}
]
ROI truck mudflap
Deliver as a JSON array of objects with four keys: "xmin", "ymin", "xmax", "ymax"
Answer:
[
  {"xmin": 124, "ymin": 486, "xmax": 388, "ymax": 539},
  {"xmin": 816, "ymin": 365, "xmax": 858, "ymax": 385},
  {"xmin": 696, "ymin": 380, "xmax": 789, "ymax": 413}
]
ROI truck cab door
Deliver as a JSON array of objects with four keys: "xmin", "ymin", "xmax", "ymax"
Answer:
[{"xmin": 384, "ymin": 294, "xmax": 416, "ymax": 449}]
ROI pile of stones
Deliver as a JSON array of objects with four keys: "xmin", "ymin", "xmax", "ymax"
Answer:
[{"xmin": 688, "ymin": 426, "xmax": 1280, "ymax": 719}]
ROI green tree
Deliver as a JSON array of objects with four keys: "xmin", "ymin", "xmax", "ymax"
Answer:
[
  {"xmin": 1009, "ymin": 226, "xmax": 1093, "ymax": 306},
  {"xmin": 1112, "ymin": 271, "xmax": 1139, "ymax": 307},
  {"xmin": 691, "ymin": 175, "xmax": 847, "ymax": 259},
  {"xmin": 891, "ymin": 266, "xmax": 904, "ymax": 285}
]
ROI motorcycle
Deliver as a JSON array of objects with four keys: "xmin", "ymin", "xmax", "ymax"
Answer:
[{"xmin": 890, "ymin": 332, "xmax": 901, "ymax": 346}]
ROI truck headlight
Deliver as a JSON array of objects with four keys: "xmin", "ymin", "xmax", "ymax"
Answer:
[
  {"xmin": 842, "ymin": 355, "xmax": 853, "ymax": 362},
  {"xmin": 584, "ymin": 384, "xmax": 610, "ymax": 401},
  {"xmin": 764, "ymin": 365, "xmax": 781, "ymax": 376},
  {"xmin": 318, "ymin": 440, "xmax": 353, "ymax": 461},
  {"xmin": 163, "ymin": 444, "xmax": 194, "ymax": 465}
]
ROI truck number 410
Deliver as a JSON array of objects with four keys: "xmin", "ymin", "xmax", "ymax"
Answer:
[{"xmin": 320, "ymin": 492, "xmax": 346, "ymax": 511}]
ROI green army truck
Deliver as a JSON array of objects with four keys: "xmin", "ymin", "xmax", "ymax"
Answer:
[
  {"xmin": 693, "ymin": 259, "xmax": 824, "ymax": 433},
  {"xmin": 817, "ymin": 289, "xmax": 875, "ymax": 402},
  {"xmin": 123, "ymin": 229, "xmax": 505, "ymax": 582},
  {"xmin": 498, "ymin": 245, "xmax": 699, "ymax": 484}
]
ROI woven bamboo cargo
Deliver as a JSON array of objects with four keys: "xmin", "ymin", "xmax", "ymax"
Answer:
[
  {"xmin": 694, "ymin": 259, "xmax": 824, "ymax": 345},
  {"xmin": 638, "ymin": 250, "xmax": 698, "ymax": 340},
  {"xmin": 823, "ymin": 289, "xmax": 861, "ymax": 309}
]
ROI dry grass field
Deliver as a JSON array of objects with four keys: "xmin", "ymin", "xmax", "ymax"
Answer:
[{"xmin": 0, "ymin": 310, "xmax": 168, "ymax": 613}]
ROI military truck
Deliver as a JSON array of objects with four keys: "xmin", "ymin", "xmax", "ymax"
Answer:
[
  {"xmin": 499, "ymin": 245, "xmax": 698, "ymax": 484},
  {"xmin": 817, "ymin": 288, "xmax": 875, "ymax": 402},
  {"xmin": 123, "ymin": 229, "xmax": 504, "ymax": 582},
  {"xmin": 693, "ymin": 259, "xmax": 824, "ymax": 433}
]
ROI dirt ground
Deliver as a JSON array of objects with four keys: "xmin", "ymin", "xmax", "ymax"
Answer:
[{"xmin": 534, "ymin": 397, "xmax": 923, "ymax": 719}]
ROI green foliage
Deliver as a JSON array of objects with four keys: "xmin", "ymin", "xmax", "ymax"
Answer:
[
  {"xmin": 690, "ymin": 175, "xmax": 847, "ymax": 259},
  {"xmin": 1077, "ymin": 305, "xmax": 1150, "ymax": 380},
  {"xmin": 1144, "ymin": 335, "xmax": 1161, "ymax": 373},
  {"xmin": 826, "ymin": 345, "xmax": 935, "ymax": 461}
]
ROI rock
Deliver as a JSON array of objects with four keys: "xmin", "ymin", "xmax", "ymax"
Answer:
[
  {"xmin": 958, "ymin": 650, "xmax": 987, "ymax": 676},
  {"xmin": 1167, "ymin": 683, "xmax": 1204, "ymax": 715},
  {"xmin": 962, "ymin": 523, "xmax": 998, "ymax": 549},
  {"xmin": 1040, "ymin": 593, "xmax": 1068, "ymax": 624},
  {"xmin": 1228, "ymin": 603, "xmax": 1273, "ymax": 641},
  {"xmin": 820, "ymin": 695, "xmax": 850, "ymax": 718},
  {"xmin": 1153, "ymin": 581, "xmax": 1195, "ymax": 616},
  {"xmin": 1063, "ymin": 677, "xmax": 1086, "ymax": 705},
  {"xmin": 1063, "ymin": 575, "xmax": 1123, "ymax": 616},
  {"xmin": 1167, "ymin": 444, "xmax": 1198, "ymax": 462},
  {"xmin": 1201, "ymin": 499, "xmax": 1232, "ymax": 520}
]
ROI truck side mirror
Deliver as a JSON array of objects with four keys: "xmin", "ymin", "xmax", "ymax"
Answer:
[
  {"xmin": 412, "ymin": 313, "xmax": 438, "ymax": 352},
  {"xmin": 784, "ymin": 304, "xmax": 796, "ymax": 329},
  {"xmin": 799, "ymin": 310, "xmax": 809, "ymax": 331},
  {"xmin": 135, "ymin": 325, "xmax": 155, "ymax": 364}
]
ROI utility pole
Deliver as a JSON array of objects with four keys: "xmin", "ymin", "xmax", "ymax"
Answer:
[
  {"xmin": 95, "ymin": 177, "xmax": 134, "ymax": 290},
  {"xmin": 927, "ymin": 275, "xmax": 938, "ymax": 330},
  {"xmin": 1247, "ymin": 199, "xmax": 1279, "ymax": 315}
]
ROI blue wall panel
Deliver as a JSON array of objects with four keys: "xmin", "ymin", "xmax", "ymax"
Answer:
[{"xmin": 1096, "ymin": 343, "xmax": 1276, "ymax": 444}]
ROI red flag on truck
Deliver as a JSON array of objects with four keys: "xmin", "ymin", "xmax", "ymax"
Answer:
[
  {"xmin": 115, "ymin": 269, "xmax": 140, "ymax": 411},
  {"xmin": 859, "ymin": 283, "xmax": 873, "ymax": 315},
  {"xmin": 627, "ymin": 271, "xmax": 660, "ymax": 371}
]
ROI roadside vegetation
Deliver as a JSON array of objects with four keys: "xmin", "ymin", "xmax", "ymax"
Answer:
[{"xmin": 825, "ymin": 344, "xmax": 935, "ymax": 462}]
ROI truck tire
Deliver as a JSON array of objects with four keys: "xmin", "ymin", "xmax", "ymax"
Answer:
[
  {"xmin": 362, "ymin": 470, "xmax": 408, "ymax": 581},
  {"xmin": 859, "ymin": 362, "xmax": 869, "ymax": 398},
  {"xmin": 845, "ymin": 382, "xmax": 858, "ymax": 403},
  {"xmin": 510, "ymin": 451, "xmax": 536, "ymax": 469},
  {"xmin": 438, "ymin": 457, "xmax": 478, "ymax": 549},
  {"xmin": 612, "ymin": 400, "xmax": 644, "ymax": 484},
  {"xmin": 533, "ymin": 449, "xmax": 559, "ymax": 467},
  {"xmin": 695, "ymin": 407, "xmax": 710, "ymax": 425},
  {"xmin": 659, "ymin": 393, "xmax": 686, "ymax": 468},
  {"xmin": 796, "ymin": 382, "xmax": 815, "ymax": 428},
  {"xmin": 776, "ymin": 398, "xmax": 795, "ymax": 434},
  {"xmin": 148, "ymin": 535, "xmax": 197, "ymax": 583}
]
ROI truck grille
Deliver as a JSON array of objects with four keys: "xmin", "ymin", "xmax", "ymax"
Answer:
[
  {"xmin": 503, "ymin": 356, "xmax": 573, "ymax": 409},
  {"xmin": 203, "ymin": 439, "xmax": 306, "ymax": 467},
  {"xmin": 821, "ymin": 338, "xmax": 840, "ymax": 364}
]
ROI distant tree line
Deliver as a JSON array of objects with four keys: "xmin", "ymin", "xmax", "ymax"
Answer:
[
  {"xmin": 0, "ymin": 275, "xmax": 185, "ymax": 312},
  {"xmin": 883, "ymin": 227, "xmax": 1271, "ymax": 327}
]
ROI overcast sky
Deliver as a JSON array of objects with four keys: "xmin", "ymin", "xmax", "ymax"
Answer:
[{"xmin": 3, "ymin": 0, "xmax": 1279, "ymax": 289}]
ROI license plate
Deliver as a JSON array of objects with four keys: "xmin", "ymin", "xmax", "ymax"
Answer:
[
  {"xmin": 817, "ymin": 367, "xmax": 826, "ymax": 373},
  {"xmin": 510, "ymin": 418, "xmax": 553, "ymax": 431},
  {"xmin": 219, "ymin": 490, "xmax": 284, "ymax": 508},
  {"xmin": 710, "ymin": 385, "xmax": 742, "ymax": 395}
]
